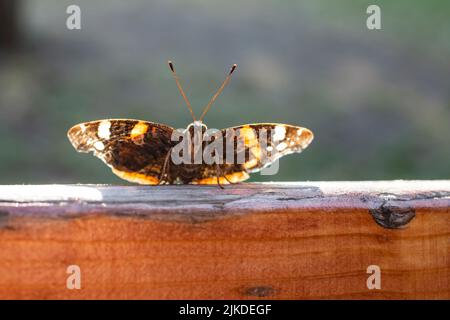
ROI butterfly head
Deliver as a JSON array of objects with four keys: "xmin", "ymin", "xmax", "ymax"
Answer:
[{"xmin": 185, "ymin": 120, "xmax": 208, "ymax": 134}]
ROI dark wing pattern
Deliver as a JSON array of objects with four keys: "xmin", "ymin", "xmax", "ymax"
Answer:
[
  {"xmin": 67, "ymin": 119, "xmax": 175, "ymax": 184},
  {"xmin": 191, "ymin": 123, "xmax": 314, "ymax": 184}
]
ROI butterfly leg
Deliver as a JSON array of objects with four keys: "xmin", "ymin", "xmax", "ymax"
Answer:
[
  {"xmin": 222, "ymin": 172, "xmax": 237, "ymax": 185},
  {"xmin": 215, "ymin": 163, "xmax": 239, "ymax": 185},
  {"xmin": 215, "ymin": 164, "xmax": 225, "ymax": 189},
  {"xmin": 158, "ymin": 148, "xmax": 172, "ymax": 185}
]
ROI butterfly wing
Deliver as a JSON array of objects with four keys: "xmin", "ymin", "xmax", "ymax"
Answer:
[
  {"xmin": 68, "ymin": 119, "xmax": 175, "ymax": 185},
  {"xmin": 191, "ymin": 123, "xmax": 314, "ymax": 184}
]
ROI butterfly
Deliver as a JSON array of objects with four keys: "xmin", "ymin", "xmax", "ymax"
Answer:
[{"xmin": 68, "ymin": 61, "xmax": 314, "ymax": 187}]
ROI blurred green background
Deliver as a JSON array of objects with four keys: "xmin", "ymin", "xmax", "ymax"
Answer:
[{"xmin": 0, "ymin": 0, "xmax": 449, "ymax": 184}]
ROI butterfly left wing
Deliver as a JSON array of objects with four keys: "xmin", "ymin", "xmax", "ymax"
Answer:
[
  {"xmin": 68, "ymin": 119, "xmax": 175, "ymax": 185},
  {"xmin": 191, "ymin": 123, "xmax": 314, "ymax": 184}
]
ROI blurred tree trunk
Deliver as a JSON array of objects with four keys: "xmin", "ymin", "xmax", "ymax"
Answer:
[{"xmin": 0, "ymin": 0, "xmax": 21, "ymax": 51}]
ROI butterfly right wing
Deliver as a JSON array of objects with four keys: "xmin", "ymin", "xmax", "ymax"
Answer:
[
  {"xmin": 67, "ymin": 119, "xmax": 175, "ymax": 184},
  {"xmin": 226, "ymin": 123, "xmax": 314, "ymax": 173},
  {"xmin": 191, "ymin": 123, "xmax": 314, "ymax": 184}
]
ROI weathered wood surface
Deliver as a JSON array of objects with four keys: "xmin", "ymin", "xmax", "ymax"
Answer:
[{"xmin": 0, "ymin": 181, "xmax": 449, "ymax": 299}]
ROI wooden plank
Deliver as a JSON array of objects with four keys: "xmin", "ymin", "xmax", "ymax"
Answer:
[{"xmin": 0, "ymin": 181, "xmax": 449, "ymax": 299}]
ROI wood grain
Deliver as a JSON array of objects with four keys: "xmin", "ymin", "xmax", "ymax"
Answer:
[{"xmin": 0, "ymin": 181, "xmax": 449, "ymax": 299}]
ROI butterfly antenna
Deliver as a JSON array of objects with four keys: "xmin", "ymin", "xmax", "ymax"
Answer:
[
  {"xmin": 199, "ymin": 64, "xmax": 237, "ymax": 122},
  {"xmin": 168, "ymin": 60, "xmax": 196, "ymax": 121}
]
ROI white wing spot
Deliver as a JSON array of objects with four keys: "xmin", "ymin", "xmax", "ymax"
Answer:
[
  {"xmin": 98, "ymin": 121, "xmax": 111, "ymax": 139},
  {"xmin": 276, "ymin": 142, "xmax": 288, "ymax": 151},
  {"xmin": 273, "ymin": 126, "xmax": 286, "ymax": 141},
  {"xmin": 93, "ymin": 141, "xmax": 105, "ymax": 151},
  {"xmin": 297, "ymin": 128, "xmax": 304, "ymax": 136}
]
